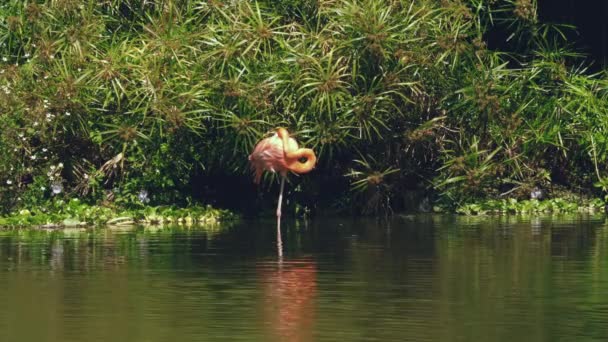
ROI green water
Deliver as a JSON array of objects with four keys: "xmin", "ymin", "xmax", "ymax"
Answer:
[{"xmin": 1, "ymin": 215, "xmax": 608, "ymax": 341}]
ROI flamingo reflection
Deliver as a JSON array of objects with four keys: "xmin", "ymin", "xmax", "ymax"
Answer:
[{"xmin": 258, "ymin": 258, "xmax": 317, "ymax": 342}]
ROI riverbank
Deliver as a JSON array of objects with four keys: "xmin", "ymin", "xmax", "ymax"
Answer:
[
  {"xmin": 452, "ymin": 198, "xmax": 605, "ymax": 216},
  {"xmin": 0, "ymin": 199, "xmax": 237, "ymax": 229},
  {"xmin": 2, "ymin": 196, "xmax": 605, "ymax": 230}
]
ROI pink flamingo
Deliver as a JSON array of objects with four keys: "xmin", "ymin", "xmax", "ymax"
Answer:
[{"xmin": 248, "ymin": 128, "xmax": 316, "ymax": 250}]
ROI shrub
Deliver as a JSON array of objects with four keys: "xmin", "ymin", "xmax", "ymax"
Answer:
[{"xmin": 1, "ymin": 0, "xmax": 607, "ymax": 215}]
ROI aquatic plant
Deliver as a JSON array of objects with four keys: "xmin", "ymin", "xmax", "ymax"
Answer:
[
  {"xmin": 455, "ymin": 198, "xmax": 605, "ymax": 216},
  {"xmin": 0, "ymin": 198, "xmax": 237, "ymax": 228}
]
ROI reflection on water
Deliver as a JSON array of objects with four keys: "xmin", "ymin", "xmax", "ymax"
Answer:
[
  {"xmin": 0, "ymin": 215, "xmax": 607, "ymax": 341},
  {"xmin": 258, "ymin": 259, "xmax": 316, "ymax": 342}
]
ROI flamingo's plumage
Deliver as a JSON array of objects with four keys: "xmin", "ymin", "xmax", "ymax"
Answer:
[{"xmin": 248, "ymin": 128, "xmax": 316, "ymax": 184}]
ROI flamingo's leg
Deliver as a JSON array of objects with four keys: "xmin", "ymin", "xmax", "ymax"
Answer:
[
  {"xmin": 277, "ymin": 174, "xmax": 286, "ymax": 219},
  {"xmin": 276, "ymin": 174, "xmax": 285, "ymax": 259}
]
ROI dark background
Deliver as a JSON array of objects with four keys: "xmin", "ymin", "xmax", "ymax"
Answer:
[{"xmin": 538, "ymin": 0, "xmax": 608, "ymax": 70}]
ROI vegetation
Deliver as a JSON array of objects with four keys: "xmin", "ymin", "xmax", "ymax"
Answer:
[
  {"xmin": 0, "ymin": 198, "xmax": 236, "ymax": 228},
  {"xmin": 454, "ymin": 197, "xmax": 605, "ymax": 216},
  {"xmin": 2, "ymin": 0, "xmax": 608, "ymax": 216}
]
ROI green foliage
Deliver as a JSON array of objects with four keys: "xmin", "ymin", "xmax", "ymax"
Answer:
[
  {"xmin": 345, "ymin": 153, "xmax": 400, "ymax": 215},
  {"xmin": 455, "ymin": 198, "xmax": 605, "ymax": 216},
  {"xmin": 0, "ymin": 198, "xmax": 237, "ymax": 228},
  {"xmin": 1, "ymin": 0, "xmax": 608, "ymax": 215}
]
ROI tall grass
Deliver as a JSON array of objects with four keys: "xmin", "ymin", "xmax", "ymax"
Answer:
[{"xmin": 1, "ymin": 0, "xmax": 607, "ymax": 214}]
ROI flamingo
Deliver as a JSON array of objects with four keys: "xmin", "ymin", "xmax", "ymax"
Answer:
[{"xmin": 248, "ymin": 128, "xmax": 316, "ymax": 250}]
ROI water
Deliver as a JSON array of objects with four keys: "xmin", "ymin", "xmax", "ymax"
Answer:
[{"xmin": 0, "ymin": 215, "xmax": 608, "ymax": 341}]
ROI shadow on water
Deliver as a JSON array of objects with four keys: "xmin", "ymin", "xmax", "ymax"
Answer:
[{"xmin": 0, "ymin": 215, "xmax": 607, "ymax": 341}]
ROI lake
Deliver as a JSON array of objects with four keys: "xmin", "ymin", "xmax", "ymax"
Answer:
[{"xmin": 0, "ymin": 215, "xmax": 607, "ymax": 341}]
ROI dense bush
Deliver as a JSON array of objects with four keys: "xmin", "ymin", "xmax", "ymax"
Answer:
[{"xmin": 1, "ymin": 0, "xmax": 608, "ymax": 215}]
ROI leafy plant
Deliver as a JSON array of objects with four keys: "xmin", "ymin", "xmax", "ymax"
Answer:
[{"xmin": 1, "ymin": 0, "xmax": 608, "ymax": 217}]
